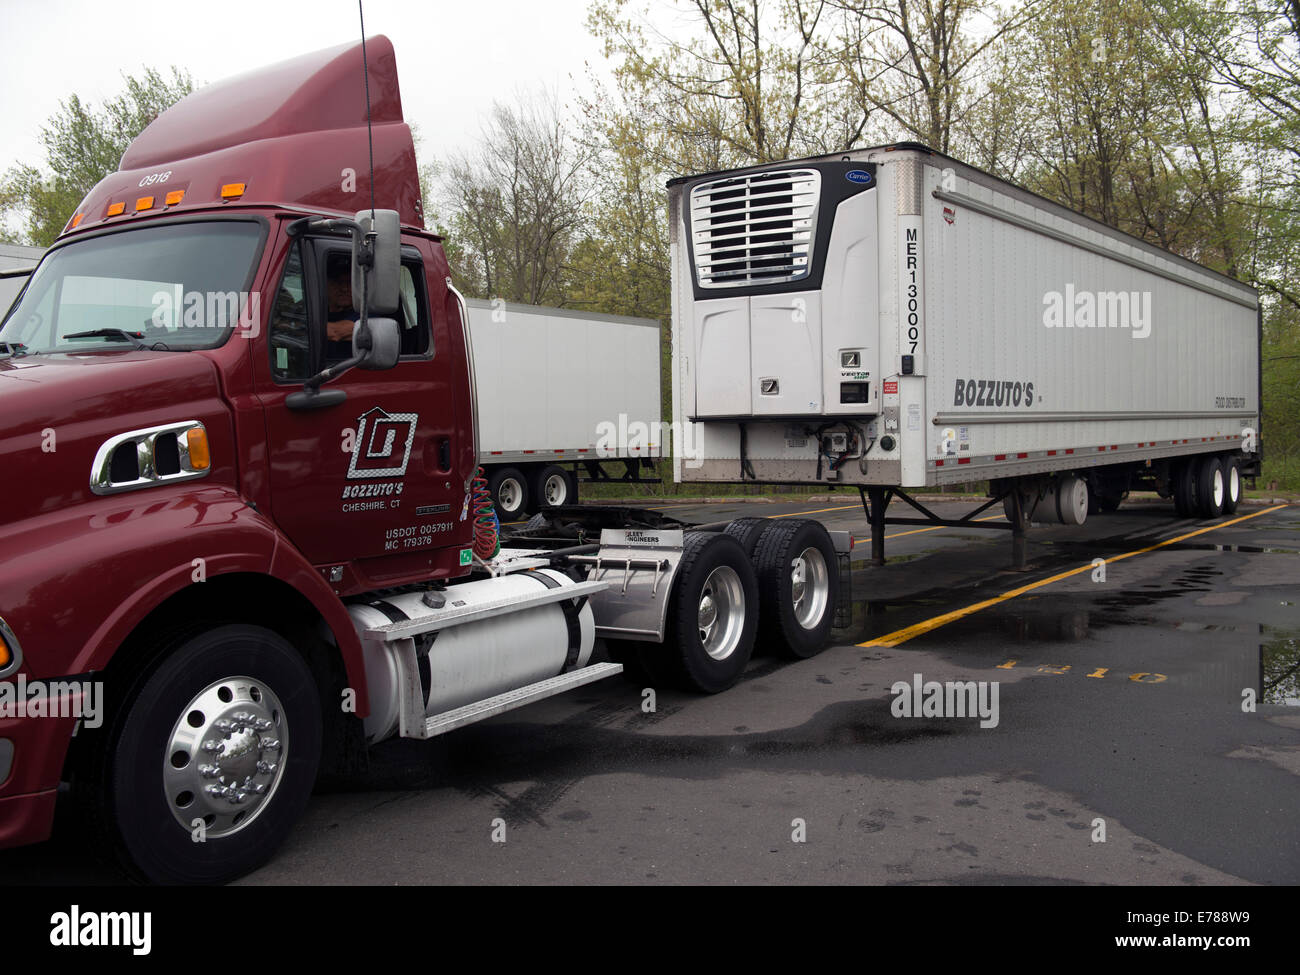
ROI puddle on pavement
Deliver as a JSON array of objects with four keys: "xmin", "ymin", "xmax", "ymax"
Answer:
[{"xmin": 1261, "ymin": 626, "xmax": 1300, "ymax": 706}]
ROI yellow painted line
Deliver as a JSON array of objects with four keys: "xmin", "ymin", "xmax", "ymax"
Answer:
[
  {"xmin": 877, "ymin": 514, "xmax": 1004, "ymax": 540},
  {"xmin": 772, "ymin": 503, "xmax": 861, "ymax": 518},
  {"xmin": 858, "ymin": 504, "xmax": 1290, "ymax": 648}
]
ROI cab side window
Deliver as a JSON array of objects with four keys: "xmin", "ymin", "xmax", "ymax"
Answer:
[
  {"xmin": 269, "ymin": 242, "xmax": 310, "ymax": 382},
  {"xmin": 268, "ymin": 240, "xmax": 432, "ymax": 383},
  {"xmin": 396, "ymin": 263, "xmax": 431, "ymax": 357}
]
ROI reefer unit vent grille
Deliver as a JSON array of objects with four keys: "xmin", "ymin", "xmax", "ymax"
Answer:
[{"xmin": 689, "ymin": 169, "xmax": 820, "ymax": 288}]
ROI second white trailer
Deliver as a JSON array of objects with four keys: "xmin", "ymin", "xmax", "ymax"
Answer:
[{"xmin": 466, "ymin": 298, "xmax": 662, "ymax": 519}]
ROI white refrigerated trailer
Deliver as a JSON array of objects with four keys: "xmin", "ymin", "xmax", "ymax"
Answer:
[
  {"xmin": 465, "ymin": 297, "xmax": 662, "ymax": 519},
  {"xmin": 668, "ymin": 142, "xmax": 1261, "ymax": 563}
]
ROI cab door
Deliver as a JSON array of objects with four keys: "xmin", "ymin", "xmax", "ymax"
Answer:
[{"xmin": 254, "ymin": 228, "xmax": 470, "ymax": 585}]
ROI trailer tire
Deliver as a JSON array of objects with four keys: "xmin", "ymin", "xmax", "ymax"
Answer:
[
  {"xmin": 488, "ymin": 467, "xmax": 530, "ymax": 522},
  {"xmin": 1196, "ymin": 456, "xmax": 1226, "ymax": 518},
  {"xmin": 1222, "ymin": 456, "xmax": 1242, "ymax": 515},
  {"xmin": 1173, "ymin": 460, "xmax": 1197, "ymax": 517},
  {"xmin": 753, "ymin": 519, "xmax": 838, "ymax": 659},
  {"xmin": 723, "ymin": 517, "xmax": 769, "ymax": 556},
  {"xmin": 80, "ymin": 624, "xmax": 321, "ymax": 885},
  {"xmin": 655, "ymin": 532, "xmax": 757, "ymax": 693},
  {"xmin": 532, "ymin": 465, "xmax": 577, "ymax": 510}
]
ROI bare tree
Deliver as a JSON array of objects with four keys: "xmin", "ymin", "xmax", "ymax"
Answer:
[{"xmin": 439, "ymin": 91, "xmax": 595, "ymax": 306}]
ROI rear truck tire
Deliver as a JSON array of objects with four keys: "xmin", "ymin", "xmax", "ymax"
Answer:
[
  {"xmin": 532, "ymin": 464, "xmax": 578, "ymax": 510},
  {"xmin": 752, "ymin": 519, "xmax": 838, "ymax": 659},
  {"xmin": 1100, "ymin": 492, "xmax": 1124, "ymax": 513},
  {"xmin": 1196, "ymin": 456, "xmax": 1226, "ymax": 518},
  {"xmin": 81, "ymin": 624, "xmax": 321, "ymax": 884},
  {"xmin": 648, "ymin": 532, "xmax": 758, "ymax": 693},
  {"xmin": 723, "ymin": 517, "xmax": 769, "ymax": 556},
  {"xmin": 1222, "ymin": 456, "xmax": 1242, "ymax": 514},
  {"xmin": 1173, "ymin": 460, "xmax": 1197, "ymax": 517},
  {"xmin": 488, "ymin": 466, "xmax": 530, "ymax": 522}
]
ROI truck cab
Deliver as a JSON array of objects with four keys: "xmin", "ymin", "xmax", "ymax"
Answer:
[{"xmin": 0, "ymin": 36, "xmax": 842, "ymax": 883}]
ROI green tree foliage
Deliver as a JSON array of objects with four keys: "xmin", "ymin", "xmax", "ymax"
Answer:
[{"xmin": 2, "ymin": 68, "xmax": 194, "ymax": 246}]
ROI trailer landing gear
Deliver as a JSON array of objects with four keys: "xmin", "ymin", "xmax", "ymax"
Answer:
[{"xmin": 858, "ymin": 485, "xmax": 1028, "ymax": 571}]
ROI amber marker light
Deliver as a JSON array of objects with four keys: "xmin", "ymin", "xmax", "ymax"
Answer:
[
  {"xmin": 186, "ymin": 428, "xmax": 211, "ymax": 471},
  {"xmin": 220, "ymin": 182, "xmax": 246, "ymax": 200}
]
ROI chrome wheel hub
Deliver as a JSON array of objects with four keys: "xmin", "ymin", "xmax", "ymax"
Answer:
[
  {"xmin": 697, "ymin": 565, "xmax": 744, "ymax": 661},
  {"xmin": 163, "ymin": 677, "xmax": 288, "ymax": 837},
  {"xmin": 791, "ymin": 546, "xmax": 830, "ymax": 629}
]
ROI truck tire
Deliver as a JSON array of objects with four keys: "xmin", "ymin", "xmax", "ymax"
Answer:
[
  {"xmin": 532, "ymin": 464, "xmax": 577, "ymax": 510},
  {"xmin": 1196, "ymin": 456, "xmax": 1226, "ymax": 518},
  {"xmin": 752, "ymin": 519, "xmax": 838, "ymax": 658},
  {"xmin": 652, "ymin": 532, "xmax": 758, "ymax": 693},
  {"xmin": 1172, "ymin": 460, "xmax": 1197, "ymax": 517},
  {"xmin": 1222, "ymin": 456, "xmax": 1242, "ymax": 514},
  {"xmin": 81, "ymin": 624, "xmax": 321, "ymax": 884},
  {"xmin": 488, "ymin": 467, "xmax": 530, "ymax": 522},
  {"xmin": 723, "ymin": 517, "xmax": 769, "ymax": 556}
]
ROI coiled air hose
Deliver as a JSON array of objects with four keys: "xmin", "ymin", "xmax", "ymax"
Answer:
[{"xmin": 471, "ymin": 466, "xmax": 500, "ymax": 560}]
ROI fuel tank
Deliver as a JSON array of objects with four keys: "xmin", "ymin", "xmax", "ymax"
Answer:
[{"xmin": 349, "ymin": 569, "xmax": 596, "ymax": 742}]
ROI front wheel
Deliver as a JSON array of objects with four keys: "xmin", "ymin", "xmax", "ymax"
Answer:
[{"xmin": 81, "ymin": 624, "xmax": 322, "ymax": 884}]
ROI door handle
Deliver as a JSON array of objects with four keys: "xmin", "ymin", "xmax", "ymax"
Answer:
[{"xmin": 438, "ymin": 437, "xmax": 451, "ymax": 472}]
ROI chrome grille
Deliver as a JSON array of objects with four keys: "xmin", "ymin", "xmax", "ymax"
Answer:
[{"xmin": 689, "ymin": 169, "xmax": 820, "ymax": 288}]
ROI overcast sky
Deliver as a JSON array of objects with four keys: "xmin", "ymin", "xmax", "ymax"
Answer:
[{"xmin": 0, "ymin": 0, "xmax": 610, "ymax": 179}]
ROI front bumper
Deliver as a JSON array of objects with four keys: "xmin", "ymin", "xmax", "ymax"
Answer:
[{"xmin": 0, "ymin": 702, "xmax": 79, "ymax": 849}]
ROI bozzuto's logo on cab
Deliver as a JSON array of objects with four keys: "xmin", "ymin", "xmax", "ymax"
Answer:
[
  {"xmin": 347, "ymin": 407, "xmax": 417, "ymax": 478},
  {"xmin": 341, "ymin": 407, "xmax": 418, "ymax": 508}
]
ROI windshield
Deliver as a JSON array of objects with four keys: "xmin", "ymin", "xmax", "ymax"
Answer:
[{"xmin": 0, "ymin": 221, "xmax": 264, "ymax": 353}]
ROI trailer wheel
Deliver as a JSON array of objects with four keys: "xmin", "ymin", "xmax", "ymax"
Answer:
[
  {"xmin": 655, "ymin": 532, "xmax": 757, "ymax": 693},
  {"xmin": 81, "ymin": 624, "xmax": 321, "ymax": 884},
  {"xmin": 753, "ymin": 519, "xmax": 838, "ymax": 658},
  {"xmin": 723, "ymin": 517, "xmax": 769, "ymax": 556},
  {"xmin": 489, "ymin": 467, "xmax": 530, "ymax": 522},
  {"xmin": 1222, "ymin": 456, "xmax": 1242, "ymax": 515},
  {"xmin": 533, "ymin": 465, "xmax": 577, "ymax": 510},
  {"xmin": 1172, "ymin": 460, "xmax": 1198, "ymax": 517},
  {"xmin": 1196, "ymin": 456, "xmax": 1226, "ymax": 518}
]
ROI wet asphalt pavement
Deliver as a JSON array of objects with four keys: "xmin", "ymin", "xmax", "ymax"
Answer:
[{"xmin": 4, "ymin": 495, "xmax": 1298, "ymax": 885}]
